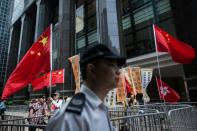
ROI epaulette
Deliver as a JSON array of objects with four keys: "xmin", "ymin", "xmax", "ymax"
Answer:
[{"xmin": 65, "ymin": 93, "xmax": 86, "ymax": 115}]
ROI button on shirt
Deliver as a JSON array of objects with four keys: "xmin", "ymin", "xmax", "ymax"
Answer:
[{"xmin": 46, "ymin": 84, "xmax": 113, "ymax": 131}]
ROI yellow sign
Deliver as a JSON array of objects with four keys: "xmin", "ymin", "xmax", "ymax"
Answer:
[
  {"xmin": 68, "ymin": 55, "xmax": 80, "ymax": 93},
  {"xmin": 116, "ymin": 69, "xmax": 126, "ymax": 102},
  {"xmin": 131, "ymin": 67, "xmax": 142, "ymax": 94}
]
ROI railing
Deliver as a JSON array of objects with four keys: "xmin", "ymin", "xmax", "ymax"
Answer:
[
  {"xmin": 135, "ymin": 103, "xmax": 192, "ymax": 113},
  {"xmin": 2, "ymin": 115, "xmax": 24, "ymax": 121},
  {"xmin": 111, "ymin": 112, "xmax": 170, "ymax": 131},
  {"xmin": 109, "ymin": 107, "xmax": 159, "ymax": 119},
  {"xmin": 168, "ymin": 106, "xmax": 197, "ymax": 131},
  {"xmin": 0, "ymin": 115, "xmax": 48, "ymax": 131},
  {"xmin": 1, "ymin": 103, "xmax": 197, "ymax": 131},
  {"xmin": 6, "ymin": 105, "xmax": 28, "ymax": 112},
  {"xmin": 0, "ymin": 123, "xmax": 45, "ymax": 131}
]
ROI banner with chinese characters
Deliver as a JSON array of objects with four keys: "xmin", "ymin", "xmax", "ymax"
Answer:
[
  {"xmin": 141, "ymin": 68, "xmax": 153, "ymax": 89},
  {"xmin": 105, "ymin": 89, "xmax": 116, "ymax": 107},
  {"xmin": 68, "ymin": 55, "xmax": 80, "ymax": 93},
  {"xmin": 131, "ymin": 67, "xmax": 143, "ymax": 94},
  {"xmin": 116, "ymin": 69, "xmax": 126, "ymax": 102},
  {"xmin": 141, "ymin": 68, "xmax": 153, "ymax": 103}
]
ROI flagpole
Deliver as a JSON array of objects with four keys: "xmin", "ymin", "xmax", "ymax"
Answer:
[
  {"xmin": 78, "ymin": 54, "xmax": 81, "ymax": 93},
  {"xmin": 152, "ymin": 24, "xmax": 166, "ymax": 104},
  {"xmin": 49, "ymin": 24, "xmax": 53, "ymax": 97},
  {"xmin": 63, "ymin": 69, "xmax": 65, "ymax": 98},
  {"xmin": 130, "ymin": 67, "xmax": 137, "ymax": 104}
]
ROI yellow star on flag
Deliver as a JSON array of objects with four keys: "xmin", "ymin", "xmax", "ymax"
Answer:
[
  {"xmin": 30, "ymin": 51, "xmax": 35, "ymax": 55},
  {"xmin": 39, "ymin": 36, "xmax": 48, "ymax": 46},
  {"xmin": 37, "ymin": 52, "xmax": 41, "ymax": 56}
]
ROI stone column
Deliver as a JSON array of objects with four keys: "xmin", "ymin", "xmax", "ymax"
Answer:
[
  {"xmin": 97, "ymin": 0, "xmax": 123, "ymax": 55},
  {"xmin": 4, "ymin": 27, "xmax": 13, "ymax": 85},
  {"xmin": 18, "ymin": 14, "xmax": 27, "ymax": 62},
  {"xmin": 17, "ymin": 14, "xmax": 34, "ymax": 62},
  {"xmin": 34, "ymin": 0, "xmax": 51, "ymax": 41},
  {"xmin": 4, "ymin": 23, "xmax": 21, "ymax": 82},
  {"xmin": 58, "ymin": 0, "xmax": 75, "ymax": 94}
]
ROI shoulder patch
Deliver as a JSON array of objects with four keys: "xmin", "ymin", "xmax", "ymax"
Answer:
[{"xmin": 65, "ymin": 93, "xmax": 86, "ymax": 115}]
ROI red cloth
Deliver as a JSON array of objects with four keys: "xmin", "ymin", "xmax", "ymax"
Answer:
[
  {"xmin": 31, "ymin": 73, "xmax": 49, "ymax": 92},
  {"xmin": 51, "ymin": 69, "xmax": 64, "ymax": 84},
  {"xmin": 156, "ymin": 77, "xmax": 180, "ymax": 103},
  {"xmin": 50, "ymin": 104, "xmax": 58, "ymax": 111},
  {"xmin": 125, "ymin": 78, "xmax": 136, "ymax": 96},
  {"xmin": 154, "ymin": 24, "xmax": 196, "ymax": 64},
  {"xmin": 32, "ymin": 69, "xmax": 64, "ymax": 92},
  {"xmin": 1, "ymin": 26, "xmax": 51, "ymax": 99},
  {"xmin": 125, "ymin": 78, "xmax": 131, "ymax": 96}
]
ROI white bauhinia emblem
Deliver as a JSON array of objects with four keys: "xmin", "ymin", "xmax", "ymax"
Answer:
[{"xmin": 160, "ymin": 86, "xmax": 170, "ymax": 96}]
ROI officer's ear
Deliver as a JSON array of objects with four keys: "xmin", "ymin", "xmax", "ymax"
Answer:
[{"xmin": 86, "ymin": 63, "xmax": 97, "ymax": 79}]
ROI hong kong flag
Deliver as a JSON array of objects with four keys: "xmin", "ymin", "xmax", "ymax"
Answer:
[
  {"xmin": 153, "ymin": 24, "xmax": 196, "ymax": 64},
  {"xmin": 1, "ymin": 25, "xmax": 51, "ymax": 99},
  {"xmin": 156, "ymin": 77, "xmax": 180, "ymax": 103}
]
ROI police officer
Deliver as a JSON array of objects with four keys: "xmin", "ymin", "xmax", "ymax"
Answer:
[{"xmin": 46, "ymin": 44, "xmax": 126, "ymax": 131}]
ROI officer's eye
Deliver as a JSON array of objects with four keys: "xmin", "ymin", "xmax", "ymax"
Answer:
[{"xmin": 108, "ymin": 63, "xmax": 118, "ymax": 68}]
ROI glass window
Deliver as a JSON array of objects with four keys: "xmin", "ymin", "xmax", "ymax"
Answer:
[
  {"xmin": 76, "ymin": 0, "xmax": 85, "ymax": 8},
  {"xmin": 122, "ymin": 14, "xmax": 132, "ymax": 30},
  {"xmin": 119, "ymin": 0, "xmax": 173, "ymax": 58},
  {"xmin": 76, "ymin": 5, "xmax": 84, "ymax": 33},
  {"xmin": 75, "ymin": 0, "xmax": 97, "ymax": 52},
  {"xmin": 87, "ymin": 15, "xmax": 96, "ymax": 32},
  {"xmin": 88, "ymin": 30, "xmax": 97, "ymax": 44},
  {"xmin": 87, "ymin": 1, "xmax": 96, "ymax": 17}
]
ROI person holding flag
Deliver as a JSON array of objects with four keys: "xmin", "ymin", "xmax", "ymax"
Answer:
[{"xmin": 49, "ymin": 92, "xmax": 63, "ymax": 114}]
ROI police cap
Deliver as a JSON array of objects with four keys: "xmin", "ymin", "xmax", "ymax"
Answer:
[{"xmin": 80, "ymin": 44, "xmax": 126, "ymax": 67}]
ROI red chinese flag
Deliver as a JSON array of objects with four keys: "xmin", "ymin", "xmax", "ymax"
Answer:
[
  {"xmin": 32, "ymin": 74, "xmax": 49, "ymax": 92},
  {"xmin": 156, "ymin": 77, "xmax": 180, "ymax": 103},
  {"xmin": 154, "ymin": 24, "xmax": 196, "ymax": 64},
  {"xmin": 32, "ymin": 69, "xmax": 64, "ymax": 92},
  {"xmin": 51, "ymin": 69, "xmax": 64, "ymax": 84},
  {"xmin": 1, "ymin": 26, "xmax": 51, "ymax": 99}
]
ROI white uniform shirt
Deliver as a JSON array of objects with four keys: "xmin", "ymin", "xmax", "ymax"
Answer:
[{"xmin": 46, "ymin": 84, "xmax": 113, "ymax": 131}]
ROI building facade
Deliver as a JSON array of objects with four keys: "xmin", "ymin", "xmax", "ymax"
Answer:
[
  {"xmin": 5, "ymin": 0, "xmax": 197, "ymax": 103},
  {"xmin": 0, "ymin": 0, "xmax": 13, "ymax": 95},
  {"xmin": 12, "ymin": 0, "xmax": 25, "ymax": 24}
]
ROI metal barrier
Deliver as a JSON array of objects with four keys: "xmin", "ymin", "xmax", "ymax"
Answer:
[
  {"xmin": 110, "ymin": 105, "xmax": 197, "ymax": 131},
  {"xmin": 168, "ymin": 106, "xmax": 197, "ymax": 131},
  {"xmin": 0, "ymin": 124, "xmax": 45, "ymax": 131},
  {"xmin": 111, "ymin": 112, "xmax": 170, "ymax": 131},
  {"xmin": 1, "ymin": 115, "xmax": 24, "ymax": 121},
  {"xmin": 1, "ymin": 103, "xmax": 197, "ymax": 130},
  {"xmin": 6, "ymin": 105, "xmax": 29, "ymax": 112},
  {"xmin": 0, "ymin": 115, "xmax": 48, "ymax": 131},
  {"xmin": 136, "ymin": 103, "xmax": 191, "ymax": 113},
  {"xmin": 177, "ymin": 102, "xmax": 197, "ymax": 107},
  {"xmin": 109, "ymin": 107, "xmax": 159, "ymax": 119}
]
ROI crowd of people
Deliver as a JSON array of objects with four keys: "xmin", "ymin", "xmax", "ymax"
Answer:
[{"xmin": 28, "ymin": 92, "xmax": 69, "ymax": 125}]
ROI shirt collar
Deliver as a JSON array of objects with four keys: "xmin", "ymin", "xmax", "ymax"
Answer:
[{"xmin": 80, "ymin": 84, "xmax": 103, "ymax": 109}]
